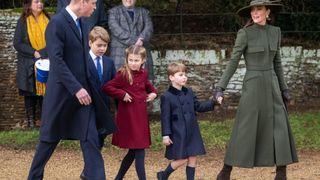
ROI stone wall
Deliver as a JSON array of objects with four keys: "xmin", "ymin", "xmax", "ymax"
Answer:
[
  {"xmin": 0, "ymin": 11, "xmax": 24, "ymax": 130},
  {"xmin": 151, "ymin": 49, "xmax": 320, "ymax": 113},
  {"xmin": 1, "ymin": 11, "xmax": 319, "ymax": 129}
]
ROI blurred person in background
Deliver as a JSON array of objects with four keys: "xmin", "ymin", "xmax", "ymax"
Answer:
[
  {"xmin": 13, "ymin": 0, "xmax": 50, "ymax": 128},
  {"xmin": 108, "ymin": 0, "xmax": 154, "ymax": 80}
]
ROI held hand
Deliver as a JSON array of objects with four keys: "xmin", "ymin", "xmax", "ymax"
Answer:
[
  {"xmin": 214, "ymin": 87, "xmax": 224, "ymax": 104},
  {"xmin": 75, "ymin": 88, "xmax": 92, "ymax": 105},
  {"xmin": 123, "ymin": 93, "xmax": 132, "ymax": 102},
  {"xmin": 163, "ymin": 137, "xmax": 173, "ymax": 146},
  {"xmin": 146, "ymin": 93, "xmax": 157, "ymax": 102},
  {"xmin": 217, "ymin": 96, "xmax": 224, "ymax": 104}
]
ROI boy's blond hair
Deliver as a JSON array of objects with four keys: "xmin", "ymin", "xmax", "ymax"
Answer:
[
  {"xmin": 167, "ymin": 62, "xmax": 187, "ymax": 78},
  {"xmin": 89, "ymin": 26, "xmax": 110, "ymax": 43}
]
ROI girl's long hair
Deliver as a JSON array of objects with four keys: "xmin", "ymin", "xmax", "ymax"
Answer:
[{"xmin": 119, "ymin": 45, "xmax": 147, "ymax": 85}]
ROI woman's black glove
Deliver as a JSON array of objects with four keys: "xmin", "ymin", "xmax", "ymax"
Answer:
[
  {"xmin": 282, "ymin": 89, "xmax": 291, "ymax": 110},
  {"xmin": 282, "ymin": 89, "xmax": 291, "ymax": 103},
  {"xmin": 215, "ymin": 87, "xmax": 224, "ymax": 98},
  {"xmin": 213, "ymin": 87, "xmax": 224, "ymax": 104}
]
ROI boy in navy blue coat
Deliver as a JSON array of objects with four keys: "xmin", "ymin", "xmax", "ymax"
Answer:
[
  {"xmin": 87, "ymin": 26, "xmax": 117, "ymax": 145},
  {"xmin": 157, "ymin": 62, "xmax": 220, "ymax": 180},
  {"xmin": 77, "ymin": 26, "xmax": 116, "ymax": 179},
  {"xmin": 88, "ymin": 26, "xmax": 116, "ymax": 111}
]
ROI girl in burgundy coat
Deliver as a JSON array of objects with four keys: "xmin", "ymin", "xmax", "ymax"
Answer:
[{"xmin": 102, "ymin": 45, "xmax": 157, "ymax": 180}]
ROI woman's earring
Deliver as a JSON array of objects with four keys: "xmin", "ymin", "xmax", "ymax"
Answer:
[{"xmin": 266, "ymin": 15, "xmax": 271, "ymax": 21}]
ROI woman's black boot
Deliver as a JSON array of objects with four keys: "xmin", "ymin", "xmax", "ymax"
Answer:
[
  {"xmin": 26, "ymin": 106, "xmax": 35, "ymax": 128},
  {"xmin": 275, "ymin": 166, "xmax": 287, "ymax": 180},
  {"xmin": 216, "ymin": 164, "xmax": 232, "ymax": 180}
]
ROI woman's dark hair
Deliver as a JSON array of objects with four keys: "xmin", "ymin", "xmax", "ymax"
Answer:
[{"xmin": 20, "ymin": 0, "xmax": 50, "ymax": 22}]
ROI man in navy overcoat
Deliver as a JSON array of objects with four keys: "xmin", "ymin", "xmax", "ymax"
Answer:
[{"xmin": 27, "ymin": 0, "xmax": 116, "ymax": 179}]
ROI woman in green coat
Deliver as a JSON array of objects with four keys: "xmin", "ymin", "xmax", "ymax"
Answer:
[{"xmin": 214, "ymin": 1, "xmax": 298, "ymax": 180}]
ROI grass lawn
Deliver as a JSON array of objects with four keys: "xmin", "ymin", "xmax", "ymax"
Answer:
[{"xmin": 0, "ymin": 111, "xmax": 319, "ymax": 151}]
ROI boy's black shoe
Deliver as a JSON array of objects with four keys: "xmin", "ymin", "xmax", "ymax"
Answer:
[
  {"xmin": 80, "ymin": 172, "xmax": 87, "ymax": 180},
  {"xmin": 157, "ymin": 171, "xmax": 164, "ymax": 180}
]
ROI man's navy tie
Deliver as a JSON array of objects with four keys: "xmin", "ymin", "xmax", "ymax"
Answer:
[
  {"xmin": 76, "ymin": 18, "xmax": 82, "ymax": 38},
  {"xmin": 96, "ymin": 56, "xmax": 103, "ymax": 82}
]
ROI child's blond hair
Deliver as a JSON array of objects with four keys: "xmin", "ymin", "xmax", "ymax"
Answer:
[
  {"xmin": 89, "ymin": 26, "xmax": 110, "ymax": 43},
  {"xmin": 167, "ymin": 62, "xmax": 187, "ymax": 79},
  {"xmin": 119, "ymin": 45, "xmax": 147, "ymax": 84}
]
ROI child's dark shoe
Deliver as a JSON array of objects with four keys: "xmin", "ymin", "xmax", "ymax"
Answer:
[{"xmin": 157, "ymin": 171, "xmax": 164, "ymax": 180}]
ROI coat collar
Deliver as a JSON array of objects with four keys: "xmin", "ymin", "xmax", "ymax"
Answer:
[
  {"xmin": 168, "ymin": 85, "xmax": 188, "ymax": 95},
  {"xmin": 252, "ymin": 23, "xmax": 269, "ymax": 30},
  {"xmin": 61, "ymin": 9, "xmax": 82, "ymax": 42},
  {"xmin": 132, "ymin": 68, "xmax": 145, "ymax": 75},
  {"xmin": 120, "ymin": 5, "xmax": 139, "ymax": 27}
]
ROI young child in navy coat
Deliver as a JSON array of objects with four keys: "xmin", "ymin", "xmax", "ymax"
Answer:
[{"xmin": 157, "ymin": 62, "xmax": 219, "ymax": 180}]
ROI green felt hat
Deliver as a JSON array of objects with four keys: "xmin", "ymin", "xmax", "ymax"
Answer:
[{"xmin": 237, "ymin": 0, "xmax": 283, "ymax": 17}]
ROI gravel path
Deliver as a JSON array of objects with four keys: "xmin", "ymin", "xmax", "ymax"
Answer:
[{"xmin": 1, "ymin": 147, "xmax": 319, "ymax": 180}]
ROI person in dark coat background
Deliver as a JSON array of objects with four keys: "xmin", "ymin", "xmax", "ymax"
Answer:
[
  {"xmin": 108, "ymin": 0, "xmax": 154, "ymax": 80},
  {"xmin": 214, "ymin": 1, "xmax": 298, "ymax": 180},
  {"xmin": 27, "ymin": 0, "xmax": 116, "ymax": 179},
  {"xmin": 13, "ymin": 0, "xmax": 50, "ymax": 128},
  {"xmin": 157, "ymin": 62, "xmax": 217, "ymax": 180},
  {"xmin": 102, "ymin": 45, "xmax": 157, "ymax": 180},
  {"xmin": 56, "ymin": 0, "xmax": 108, "ymax": 30}
]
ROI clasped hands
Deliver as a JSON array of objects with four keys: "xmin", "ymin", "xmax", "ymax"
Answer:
[
  {"xmin": 135, "ymin": 37, "xmax": 144, "ymax": 46},
  {"xmin": 213, "ymin": 87, "xmax": 224, "ymax": 105},
  {"xmin": 213, "ymin": 87, "xmax": 292, "ymax": 106}
]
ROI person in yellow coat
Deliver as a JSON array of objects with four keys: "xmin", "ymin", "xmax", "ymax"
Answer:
[
  {"xmin": 214, "ymin": 1, "xmax": 298, "ymax": 179},
  {"xmin": 13, "ymin": 0, "xmax": 50, "ymax": 128}
]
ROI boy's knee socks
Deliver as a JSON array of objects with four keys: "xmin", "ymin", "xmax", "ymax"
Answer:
[
  {"xmin": 186, "ymin": 166, "xmax": 195, "ymax": 180},
  {"xmin": 162, "ymin": 163, "xmax": 175, "ymax": 179}
]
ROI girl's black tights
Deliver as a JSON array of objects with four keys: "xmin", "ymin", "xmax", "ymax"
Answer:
[{"xmin": 115, "ymin": 149, "xmax": 146, "ymax": 180}]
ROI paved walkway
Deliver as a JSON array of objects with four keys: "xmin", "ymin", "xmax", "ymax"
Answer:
[{"xmin": 0, "ymin": 147, "xmax": 319, "ymax": 180}]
